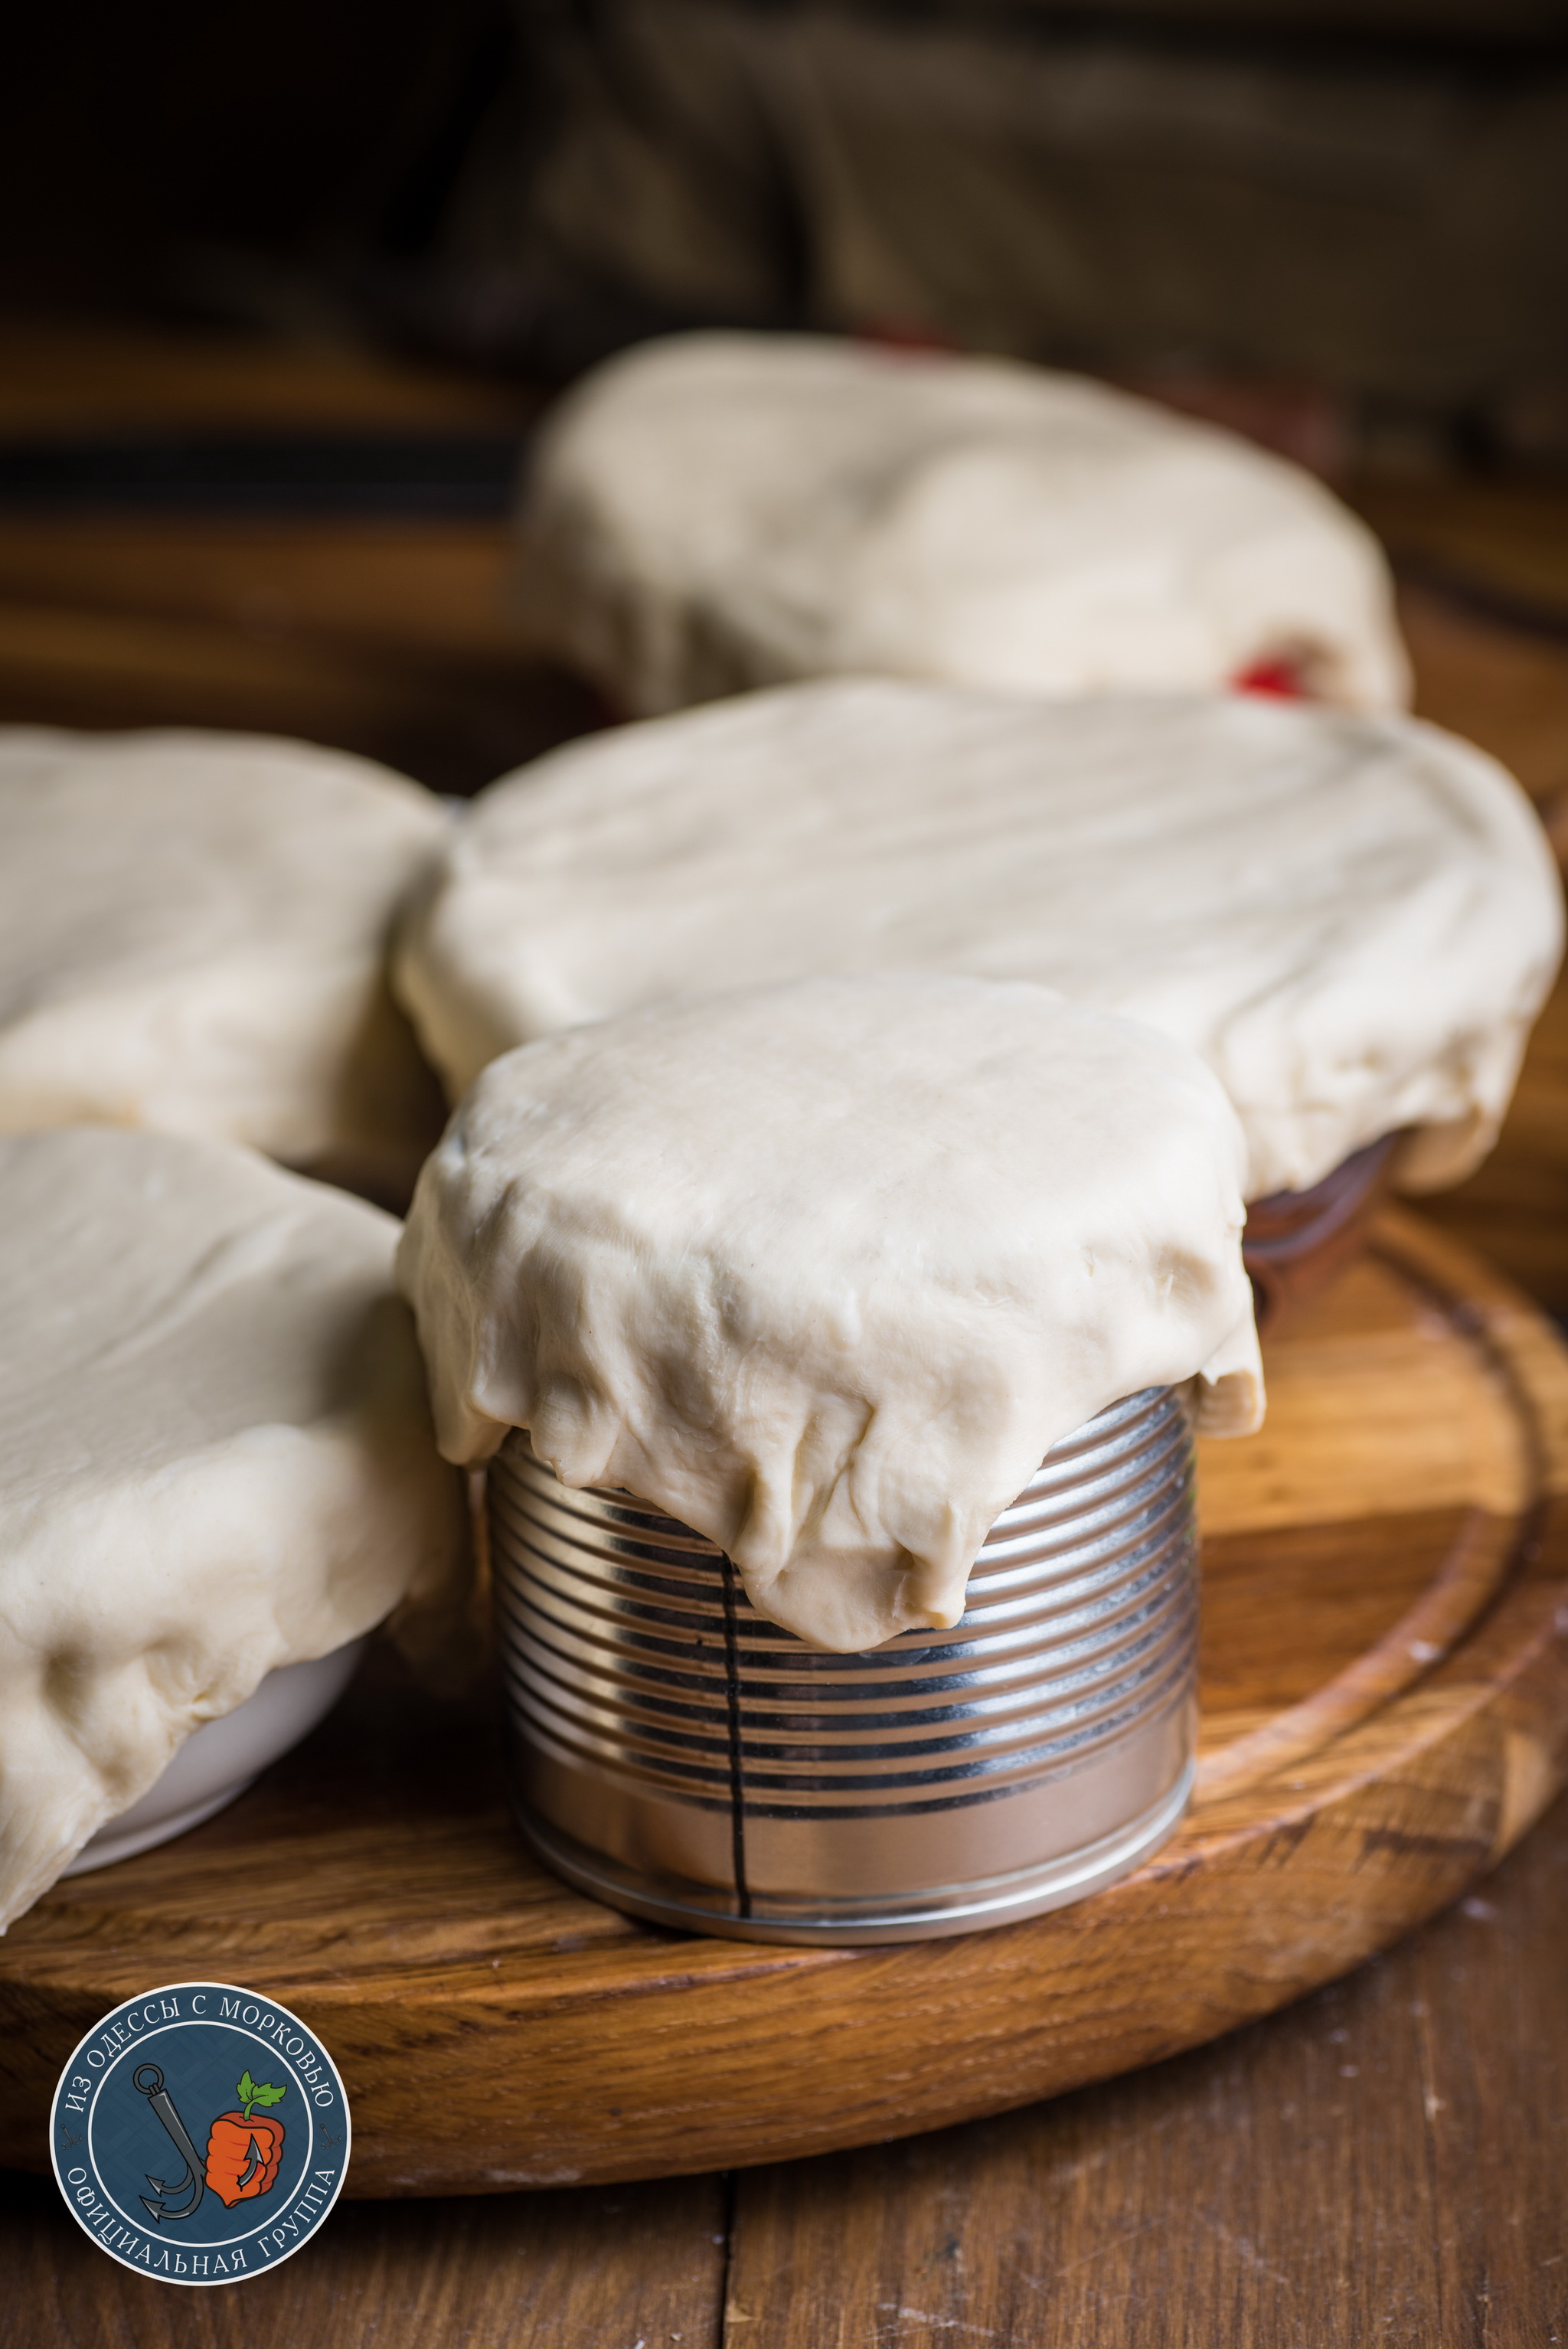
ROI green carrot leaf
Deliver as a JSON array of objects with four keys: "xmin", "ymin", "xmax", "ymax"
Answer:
[
  {"xmin": 249, "ymin": 2081, "xmax": 286, "ymax": 2109},
  {"xmin": 236, "ymin": 2072, "xmax": 257, "ymax": 2107}
]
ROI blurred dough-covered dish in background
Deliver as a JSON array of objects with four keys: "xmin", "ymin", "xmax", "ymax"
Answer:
[
  {"xmin": 396, "ymin": 682, "xmax": 1563, "ymax": 1204},
  {"xmin": 0, "ymin": 728, "xmax": 449, "ymax": 1206},
  {"xmin": 517, "ymin": 333, "xmax": 1410, "ymax": 717},
  {"xmin": 0, "ymin": 1127, "xmax": 467, "ymax": 1932}
]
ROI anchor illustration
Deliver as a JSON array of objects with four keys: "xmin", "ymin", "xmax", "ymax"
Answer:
[{"xmin": 132, "ymin": 2063, "xmax": 207, "ymax": 2223}]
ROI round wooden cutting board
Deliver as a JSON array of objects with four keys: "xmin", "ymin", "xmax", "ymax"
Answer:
[{"xmin": 5, "ymin": 1206, "xmax": 1568, "ymax": 2198}]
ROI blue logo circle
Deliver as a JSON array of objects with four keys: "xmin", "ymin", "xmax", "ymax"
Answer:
[{"xmin": 49, "ymin": 1980, "xmax": 351, "ymax": 2286}]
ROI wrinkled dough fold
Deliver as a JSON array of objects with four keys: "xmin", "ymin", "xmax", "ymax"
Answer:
[{"xmin": 398, "ymin": 977, "xmax": 1263, "ymax": 1652}]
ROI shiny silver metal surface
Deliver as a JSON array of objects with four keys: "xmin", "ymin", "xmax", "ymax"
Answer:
[{"xmin": 490, "ymin": 1386, "xmax": 1197, "ymax": 1945}]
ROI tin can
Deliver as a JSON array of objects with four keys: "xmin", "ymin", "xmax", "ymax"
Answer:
[{"xmin": 489, "ymin": 1384, "xmax": 1197, "ymax": 1945}]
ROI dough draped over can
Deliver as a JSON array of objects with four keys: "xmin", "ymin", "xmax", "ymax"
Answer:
[{"xmin": 398, "ymin": 976, "xmax": 1263, "ymax": 1652}]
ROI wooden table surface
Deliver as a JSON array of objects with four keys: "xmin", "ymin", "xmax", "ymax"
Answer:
[
  {"xmin": 2, "ymin": 320, "xmax": 1568, "ymax": 2344},
  {"xmin": 7, "ymin": 1793, "xmax": 1566, "ymax": 2347}
]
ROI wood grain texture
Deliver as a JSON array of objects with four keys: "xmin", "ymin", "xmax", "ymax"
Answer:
[
  {"xmin": 1354, "ymin": 475, "xmax": 1568, "ymax": 635},
  {"xmin": 0, "ymin": 577, "xmax": 600, "ymax": 800},
  {"xmin": 0, "ymin": 322, "xmax": 537, "ymax": 434},
  {"xmin": 3, "ymin": 1209, "xmax": 1566, "ymax": 2200},
  {"xmin": 1396, "ymin": 581, "xmax": 1568, "ymax": 813},
  {"xmin": 1420, "ymin": 950, "xmax": 1568, "ymax": 1315},
  {"xmin": 8, "ymin": 1798, "xmax": 1568, "ymax": 2347},
  {"xmin": 0, "ymin": 2160, "xmax": 724, "ymax": 2349},
  {"xmin": 721, "ymin": 1789, "xmax": 1568, "ymax": 2349},
  {"xmin": 0, "ymin": 325, "xmax": 598, "ymax": 793}
]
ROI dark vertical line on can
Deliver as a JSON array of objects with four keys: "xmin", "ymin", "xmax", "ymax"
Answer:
[{"xmin": 718, "ymin": 1550, "xmax": 752, "ymax": 1919}]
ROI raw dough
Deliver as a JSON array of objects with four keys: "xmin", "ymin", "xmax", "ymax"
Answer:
[
  {"xmin": 0, "ymin": 1128, "xmax": 466, "ymax": 1932},
  {"xmin": 398, "ymin": 975, "xmax": 1263, "ymax": 1653},
  {"xmin": 0, "ymin": 727, "xmax": 449, "ymax": 1200},
  {"xmin": 518, "ymin": 332, "xmax": 1410, "ymax": 715},
  {"xmin": 396, "ymin": 682, "xmax": 1563, "ymax": 1199}
]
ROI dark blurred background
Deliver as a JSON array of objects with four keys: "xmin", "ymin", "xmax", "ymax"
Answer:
[{"xmin": 8, "ymin": 0, "xmax": 1568, "ymax": 461}]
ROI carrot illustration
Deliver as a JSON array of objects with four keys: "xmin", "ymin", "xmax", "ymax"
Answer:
[{"xmin": 204, "ymin": 2071, "xmax": 286, "ymax": 2207}]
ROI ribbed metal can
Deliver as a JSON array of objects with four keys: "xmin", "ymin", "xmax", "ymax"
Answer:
[{"xmin": 489, "ymin": 1385, "xmax": 1197, "ymax": 1945}]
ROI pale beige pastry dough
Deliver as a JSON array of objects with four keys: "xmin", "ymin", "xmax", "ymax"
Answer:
[
  {"xmin": 398, "ymin": 976, "xmax": 1263, "ymax": 1654},
  {"xmin": 0, "ymin": 727, "xmax": 449, "ymax": 1200},
  {"xmin": 0, "ymin": 1129, "xmax": 466, "ymax": 1931},
  {"xmin": 518, "ymin": 332, "xmax": 1410, "ymax": 715},
  {"xmin": 397, "ymin": 683, "xmax": 1563, "ymax": 1200}
]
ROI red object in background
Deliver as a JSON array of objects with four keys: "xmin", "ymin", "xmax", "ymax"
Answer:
[{"xmin": 1233, "ymin": 656, "xmax": 1306, "ymax": 700}]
